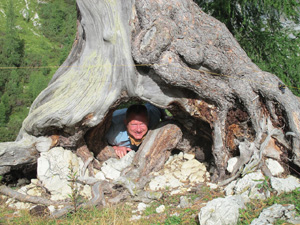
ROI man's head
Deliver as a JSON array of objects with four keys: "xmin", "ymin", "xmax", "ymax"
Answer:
[{"xmin": 125, "ymin": 104, "xmax": 149, "ymax": 140}]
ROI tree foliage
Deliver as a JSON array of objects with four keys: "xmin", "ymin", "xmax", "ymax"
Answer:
[
  {"xmin": 195, "ymin": 0, "xmax": 300, "ymax": 95},
  {"xmin": 0, "ymin": 0, "xmax": 76, "ymax": 142}
]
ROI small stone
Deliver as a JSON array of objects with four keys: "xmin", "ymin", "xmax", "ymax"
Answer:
[
  {"xmin": 207, "ymin": 182, "xmax": 218, "ymax": 189},
  {"xmin": 178, "ymin": 152, "xmax": 184, "ymax": 160},
  {"xmin": 179, "ymin": 196, "xmax": 191, "ymax": 208},
  {"xmin": 137, "ymin": 203, "xmax": 147, "ymax": 212},
  {"xmin": 156, "ymin": 205, "xmax": 165, "ymax": 213},
  {"xmin": 271, "ymin": 176, "xmax": 300, "ymax": 194},
  {"xmin": 31, "ymin": 179, "xmax": 39, "ymax": 185},
  {"xmin": 48, "ymin": 205, "xmax": 56, "ymax": 213},
  {"xmin": 130, "ymin": 215, "xmax": 142, "ymax": 221},
  {"xmin": 27, "ymin": 187, "xmax": 42, "ymax": 197},
  {"xmin": 183, "ymin": 153, "xmax": 195, "ymax": 160},
  {"xmin": 265, "ymin": 158, "xmax": 284, "ymax": 176},
  {"xmin": 170, "ymin": 189, "xmax": 182, "ymax": 195},
  {"xmin": 165, "ymin": 156, "xmax": 174, "ymax": 165},
  {"xmin": 227, "ymin": 157, "xmax": 238, "ymax": 173},
  {"xmin": 101, "ymin": 164, "xmax": 121, "ymax": 180},
  {"xmin": 30, "ymin": 205, "xmax": 50, "ymax": 217},
  {"xmin": 189, "ymin": 171, "xmax": 205, "ymax": 184}
]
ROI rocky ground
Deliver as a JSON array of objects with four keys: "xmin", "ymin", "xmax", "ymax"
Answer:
[{"xmin": 1, "ymin": 147, "xmax": 300, "ymax": 224}]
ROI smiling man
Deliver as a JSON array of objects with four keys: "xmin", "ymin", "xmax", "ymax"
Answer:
[{"xmin": 106, "ymin": 103, "xmax": 165, "ymax": 158}]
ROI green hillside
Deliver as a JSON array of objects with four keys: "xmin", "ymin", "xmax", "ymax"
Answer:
[{"xmin": 0, "ymin": 0, "xmax": 76, "ymax": 142}]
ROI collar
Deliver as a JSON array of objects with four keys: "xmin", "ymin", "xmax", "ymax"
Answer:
[{"xmin": 129, "ymin": 135, "xmax": 145, "ymax": 146}]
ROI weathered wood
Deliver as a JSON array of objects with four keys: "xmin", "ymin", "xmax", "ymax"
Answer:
[
  {"xmin": 133, "ymin": 122, "xmax": 183, "ymax": 179},
  {"xmin": 0, "ymin": 185, "xmax": 70, "ymax": 206}
]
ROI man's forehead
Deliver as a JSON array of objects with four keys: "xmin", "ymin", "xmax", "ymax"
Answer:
[{"xmin": 127, "ymin": 113, "xmax": 148, "ymax": 123}]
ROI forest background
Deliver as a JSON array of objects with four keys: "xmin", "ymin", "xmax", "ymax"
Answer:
[{"xmin": 0, "ymin": 0, "xmax": 299, "ymax": 142}]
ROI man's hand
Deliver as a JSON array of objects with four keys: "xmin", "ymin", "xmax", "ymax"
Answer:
[{"xmin": 112, "ymin": 146, "xmax": 132, "ymax": 158}]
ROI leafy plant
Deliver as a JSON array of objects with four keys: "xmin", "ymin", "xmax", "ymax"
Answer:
[
  {"xmin": 255, "ymin": 176, "xmax": 274, "ymax": 195},
  {"xmin": 67, "ymin": 161, "xmax": 81, "ymax": 213}
]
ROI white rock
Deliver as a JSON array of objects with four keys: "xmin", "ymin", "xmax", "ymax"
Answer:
[
  {"xmin": 181, "ymin": 159, "xmax": 206, "ymax": 180},
  {"xmin": 165, "ymin": 174, "xmax": 184, "ymax": 189},
  {"xmin": 207, "ymin": 182, "xmax": 218, "ymax": 189},
  {"xmin": 149, "ymin": 175, "xmax": 167, "ymax": 191},
  {"xmin": 101, "ymin": 151, "xmax": 135, "ymax": 180},
  {"xmin": 183, "ymin": 153, "xmax": 195, "ymax": 160},
  {"xmin": 130, "ymin": 215, "xmax": 142, "ymax": 221},
  {"xmin": 227, "ymin": 157, "xmax": 238, "ymax": 173},
  {"xmin": 101, "ymin": 164, "xmax": 120, "ymax": 180},
  {"xmin": 198, "ymin": 195, "xmax": 245, "ymax": 225},
  {"xmin": 35, "ymin": 136, "xmax": 53, "ymax": 152},
  {"xmin": 170, "ymin": 189, "xmax": 182, "ymax": 195},
  {"xmin": 271, "ymin": 176, "xmax": 300, "ymax": 194},
  {"xmin": 165, "ymin": 156, "xmax": 174, "ymax": 165},
  {"xmin": 265, "ymin": 158, "xmax": 284, "ymax": 176},
  {"xmin": 80, "ymin": 185, "xmax": 92, "ymax": 200},
  {"xmin": 189, "ymin": 171, "xmax": 205, "ymax": 183},
  {"xmin": 224, "ymin": 171, "xmax": 266, "ymax": 202},
  {"xmin": 37, "ymin": 147, "xmax": 90, "ymax": 200},
  {"xmin": 137, "ymin": 203, "xmax": 148, "ymax": 212},
  {"xmin": 13, "ymin": 202, "xmax": 32, "ymax": 210},
  {"xmin": 251, "ymin": 204, "xmax": 298, "ymax": 225},
  {"xmin": 48, "ymin": 205, "xmax": 56, "ymax": 213},
  {"xmin": 178, "ymin": 152, "xmax": 184, "ymax": 160},
  {"xmin": 156, "ymin": 205, "xmax": 165, "ymax": 213},
  {"xmin": 179, "ymin": 196, "xmax": 190, "ymax": 208}
]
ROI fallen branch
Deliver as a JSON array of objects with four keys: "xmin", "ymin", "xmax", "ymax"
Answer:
[{"xmin": 0, "ymin": 185, "xmax": 70, "ymax": 206}]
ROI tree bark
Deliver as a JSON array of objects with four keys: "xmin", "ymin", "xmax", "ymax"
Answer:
[{"xmin": 0, "ymin": 0, "xmax": 300, "ymax": 185}]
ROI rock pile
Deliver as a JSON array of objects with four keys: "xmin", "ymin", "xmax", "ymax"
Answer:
[{"xmin": 146, "ymin": 152, "xmax": 209, "ymax": 195}]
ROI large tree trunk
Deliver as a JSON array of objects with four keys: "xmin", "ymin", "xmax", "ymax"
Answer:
[{"xmin": 1, "ymin": 0, "xmax": 300, "ymax": 186}]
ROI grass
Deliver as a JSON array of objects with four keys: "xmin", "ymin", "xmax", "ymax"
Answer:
[
  {"xmin": 0, "ymin": 186, "xmax": 299, "ymax": 224},
  {"xmin": 0, "ymin": 185, "xmax": 222, "ymax": 225}
]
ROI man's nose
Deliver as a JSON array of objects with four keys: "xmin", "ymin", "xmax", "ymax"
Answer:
[{"xmin": 136, "ymin": 126, "xmax": 142, "ymax": 132}]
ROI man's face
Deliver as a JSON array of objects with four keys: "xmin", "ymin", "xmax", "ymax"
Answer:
[{"xmin": 126, "ymin": 113, "xmax": 148, "ymax": 140}]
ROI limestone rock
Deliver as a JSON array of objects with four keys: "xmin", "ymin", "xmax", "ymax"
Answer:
[
  {"xmin": 198, "ymin": 195, "xmax": 245, "ymax": 225},
  {"xmin": 265, "ymin": 158, "xmax": 284, "ymax": 176},
  {"xmin": 137, "ymin": 203, "xmax": 148, "ymax": 212},
  {"xmin": 251, "ymin": 204, "xmax": 300, "ymax": 225},
  {"xmin": 130, "ymin": 215, "xmax": 142, "ymax": 221},
  {"xmin": 227, "ymin": 157, "xmax": 238, "ymax": 173},
  {"xmin": 35, "ymin": 136, "xmax": 53, "ymax": 153},
  {"xmin": 179, "ymin": 196, "xmax": 191, "ymax": 208},
  {"xmin": 37, "ymin": 147, "xmax": 91, "ymax": 200},
  {"xmin": 148, "ymin": 153, "xmax": 208, "ymax": 192},
  {"xmin": 156, "ymin": 205, "xmax": 165, "ymax": 213},
  {"xmin": 183, "ymin": 153, "xmax": 195, "ymax": 160},
  {"xmin": 271, "ymin": 176, "xmax": 300, "ymax": 194},
  {"xmin": 224, "ymin": 171, "xmax": 266, "ymax": 202},
  {"xmin": 101, "ymin": 151, "xmax": 135, "ymax": 180}
]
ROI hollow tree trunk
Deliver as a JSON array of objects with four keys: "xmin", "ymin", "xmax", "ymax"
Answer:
[{"xmin": 1, "ymin": 0, "xmax": 300, "ymax": 185}]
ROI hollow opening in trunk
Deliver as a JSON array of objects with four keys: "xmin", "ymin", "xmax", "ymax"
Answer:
[
  {"xmin": 85, "ymin": 97, "xmax": 214, "ymax": 174},
  {"xmin": 1, "ymin": 163, "xmax": 37, "ymax": 187}
]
